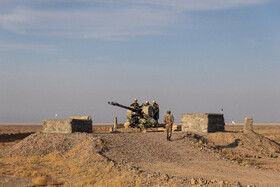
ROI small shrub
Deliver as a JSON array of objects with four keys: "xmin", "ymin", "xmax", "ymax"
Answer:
[
  {"xmin": 221, "ymin": 149, "xmax": 228, "ymax": 154},
  {"xmin": 194, "ymin": 142, "xmax": 200, "ymax": 147},
  {"xmin": 98, "ymin": 140, "xmax": 110, "ymax": 150},
  {"xmin": 32, "ymin": 175, "xmax": 48, "ymax": 186},
  {"xmin": 207, "ymin": 142, "xmax": 216, "ymax": 148},
  {"xmin": 269, "ymin": 148, "xmax": 277, "ymax": 154}
]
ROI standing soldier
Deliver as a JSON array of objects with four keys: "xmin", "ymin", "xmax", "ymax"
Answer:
[
  {"xmin": 152, "ymin": 100, "xmax": 159, "ymax": 125},
  {"xmin": 142, "ymin": 100, "xmax": 150, "ymax": 107},
  {"xmin": 164, "ymin": 110, "xmax": 174, "ymax": 141},
  {"xmin": 145, "ymin": 101, "xmax": 150, "ymax": 106},
  {"xmin": 130, "ymin": 98, "xmax": 140, "ymax": 110}
]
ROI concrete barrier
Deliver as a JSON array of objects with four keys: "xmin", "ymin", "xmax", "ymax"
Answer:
[
  {"xmin": 243, "ymin": 117, "xmax": 253, "ymax": 133},
  {"xmin": 69, "ymin": 116, "xmax": 92, "ymax": 120},
  {"xmin": 42, "ymin": 118, "xmax": 92, "ymax": 133},
  {"xmin": 181, "ymin": 113, "xmax": 225, "ymax": 133}
]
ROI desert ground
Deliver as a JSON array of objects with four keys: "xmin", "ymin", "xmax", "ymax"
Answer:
[{"xmin": 0, "ymin": 123, "xmax": 280, "ymax": 186}]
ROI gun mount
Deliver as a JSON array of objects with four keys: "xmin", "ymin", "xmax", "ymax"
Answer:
[
  {"xmin": 108, "ymin": 102, "xmax": 141, "ymax": 113},
  {"xmin": 108, "ymin": 101, "xmax": 157, "ymax": 129}
]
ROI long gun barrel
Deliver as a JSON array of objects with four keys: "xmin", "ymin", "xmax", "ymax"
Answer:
[{"xmin": 108, "ymin": 101, "xmax": 141, "ymax": 113}]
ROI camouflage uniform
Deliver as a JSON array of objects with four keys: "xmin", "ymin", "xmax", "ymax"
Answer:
[
  {"xmin": 152, "ymin": 102, "xmax": 159, "ymax": 123},
  {"xmin": 130, "ymin": 102, "xmax": 140, "ymax": 110},
  {"xmin": 164, "ymin": 113, "xmax": 174, "ymax": 141},
  {"xmin": 141, "ymin": 102, "xmax": 150, "ymax": 108}
]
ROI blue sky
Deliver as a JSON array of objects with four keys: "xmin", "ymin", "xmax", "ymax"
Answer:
[{"xmin": 1, "ymin": 0, "xmax": 280, "ymax": 123}]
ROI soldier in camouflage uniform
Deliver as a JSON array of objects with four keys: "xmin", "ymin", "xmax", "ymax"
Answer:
[
  {"xmin": 141, "ymin": 100, "xmax": 150, "ymax": 107},
  {"xmin": 130, "ymin": 98, "xmax": 140, "ymax": 110},
  {"xmin": 164, "ymin": 110, "xmax": 174, "ymax": 141},
  {"xmin": 145, "ymin": 101, "xmax": 150, "ymax": 106},
  {"xmin": 152, "ymin": 100, "xmax": 159, "ymax": 125}
]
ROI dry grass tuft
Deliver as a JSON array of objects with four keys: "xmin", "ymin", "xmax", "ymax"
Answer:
[
  {"xmin": 186, "ymin": 132, "xmax": 262, "ymax": 167},
  {"xmin": 221, "ymin": 149, "xmax": 258, "ymax": 165},
  {"xmin": 269, "ymin": 148, "xmax": 277, "ymax": 154},
  {"xmin": 207, "ymin": 142, "xmax": 216, "ymax": 148},
  {"xmin": 186, "ymin": 131, "xmax": 217, "ymax": 150},
  {"xmin": 237, "ymin": 141, "xmax": 243, "ymax": 146},
  {"xmin": 98, "ymin": 139, "xmax": 110, "ymax": 150},
  {"xmin": 32, "ymin": 175, "xmax": 48, "ymax": 186},
  {"xmin": 194, "ymin": 142, "xmax": 200, "ymax": 147},
  {"xmin": 0, "ymin": 147, "xmax": 144, "ymax": 186}
]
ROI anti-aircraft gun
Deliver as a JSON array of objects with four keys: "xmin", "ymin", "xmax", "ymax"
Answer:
[{"xmin": 108, "ymin": 101, "xmax": 157, "ymax": 129}]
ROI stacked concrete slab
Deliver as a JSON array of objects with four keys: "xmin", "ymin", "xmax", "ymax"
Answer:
[
  {"xmin": 243, "ymin": 117, "xmax": 254, "ymax": 133},
  {"xmin": 42, "ymin": 116, "xmax": 92, "ymax": 133},
  {"xmin": 181, "ymin": 113, "xmax": 225, "ymax": 133}
]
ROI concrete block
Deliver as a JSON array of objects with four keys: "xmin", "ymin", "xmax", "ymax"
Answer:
[
  {"xmin": 181, "ymin": 113, "xmax": 225, "ymax": 133},
  {"xmin": 42, "ymin": 119, "xmax": 92, "ymax": 133},
  {"xmin": 244, "ymin": 117, "xmax": 253, "ymax": 133},
  {"xmin": 69, "ymin": 116, "xmax": 92, "ymax": 120}
]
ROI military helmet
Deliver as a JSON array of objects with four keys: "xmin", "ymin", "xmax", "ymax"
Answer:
[{"xmin": 152, "ymin": 100, "xmax": 156, "ymax": 103}]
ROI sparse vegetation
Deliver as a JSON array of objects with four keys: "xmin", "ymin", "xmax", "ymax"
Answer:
[
  {"xmin": 185, "ymin": 131, "xmax": 262, "ymax": 166},
  {"xmin": 1, "ymin": 133, "xmax": 191, "ymax": 186},
  {"xmin": 221, "ymin": 149, "xmax": 258, "ymax": 165},
  {"xmin": 97, "ymin": 139, "xmax": 111, "ymax": 151},
  {"xmin": 0, "ymin": 144, "xmax": 144, "ymax": 186},
  {"xmin": 207, "ymin": 141, "xmax": 217, "ymax": 148},
  {"xmin": 0, "ymin": 125, "xmax": 280, "ymax": 186},
  {"xmin": 32, "ymin": 175, "xmax": 48, "ymax": 186}
]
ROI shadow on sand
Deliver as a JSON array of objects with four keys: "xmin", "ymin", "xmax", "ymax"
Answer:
[{"xmin": 0, "ymin": 133, "xmax": 34, "ymax": 143}]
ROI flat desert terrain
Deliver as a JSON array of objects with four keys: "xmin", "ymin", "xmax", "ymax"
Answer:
[{"xmin": 0, "ymin": 123, "xmax": 280, "ymax": 186}]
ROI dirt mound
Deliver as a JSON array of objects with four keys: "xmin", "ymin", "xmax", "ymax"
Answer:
[
  {"xmin": 205, "ymin": 131, "xmax": 280, "ymax": 157},
  {"xmin": 0, "ymin": 132, "xmax": 193, "ymax": 186},
  {"xmin": 1, "ymin": 132, "xmax": 103, "ymax": 157},
  {"xmin": 101, "ymin": 131, "xmax": 280, "ymax": 187},
  {"xmin": 1, "ymin": 131, "xmax": 280, "ymax": 186}
]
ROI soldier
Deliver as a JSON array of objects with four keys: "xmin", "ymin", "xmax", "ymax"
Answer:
[
  {"xmin": 130, "ymin": 98, "xmax": 140, "ymax": 109},
  {"xmin": 152, "ymin": 100, "xmax": 159, "ymax": 125},
  {"xmin": 142, "ymin": 100, "xmax": 150, "ymax": 107},
  {"xmin": 145, "ymin": 101, "xmax": 150, "ymax": 106},
  {"xmin": 164, "ymin": 110, "xmax": 174, "ymax": 141}
]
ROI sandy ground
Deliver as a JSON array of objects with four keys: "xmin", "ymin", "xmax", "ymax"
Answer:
[
  {"xmin": 100, "ymin": 131, "xmax": 280, "ymax": 187},
  {"xmin": 0, "ymin": 124, "xmax": 279, "ymax": 186}
]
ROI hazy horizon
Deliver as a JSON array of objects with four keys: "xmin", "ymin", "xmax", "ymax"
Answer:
[{"xmin": 1, "ymin": 0, "xmax": 280, "ymax": 124}]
